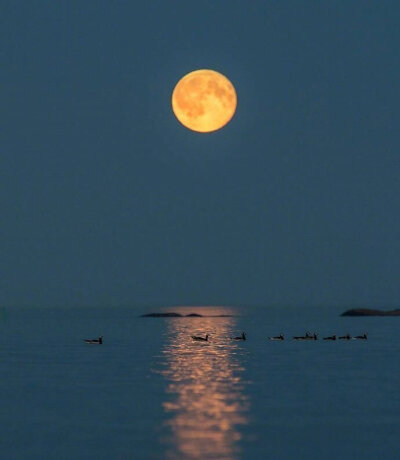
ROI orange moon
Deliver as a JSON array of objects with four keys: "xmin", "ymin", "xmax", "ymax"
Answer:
[{"xmin": 172, "ymin": 69, "xmax": 237, "ymax": 133}]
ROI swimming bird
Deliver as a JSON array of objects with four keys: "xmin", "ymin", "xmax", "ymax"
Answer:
[
  {"xmin": 293, "ymin": 334, "xmax": 306, "ymax": 340},
  {"xmin": 304, "ymin": 332, "xmax": 318, "ymax": 340},
  {"xmin": 191, "ymin": 334, "xmax": 209, "ymax": 341},
  {"xmin": 293, "ymin": 332, "xmax": 317, "ymax": 340},
  {"xmin": 232, "ymin": 332, "xmax": 246, "ymax": 341},
  {"xmin": 354, "ymin": 332, "xmax": 367, "ymax": 340},
  {"xmin": 268, "ymin": 333, "xmax": 284, "ymax": 341},
  {"xmin": 323, "ymin": 334, "xmax": 336, "ymax": 341},
  {"xmin": 339, "ymin": 333, "xmax": 351, "ymax": 340},
  {"xmin": 84, "ymin": 336, "xmax": 103, "ymax": 344},
  {"xmin": 293, "ymin": 331, "xmax": 312, "ymax": 339}
]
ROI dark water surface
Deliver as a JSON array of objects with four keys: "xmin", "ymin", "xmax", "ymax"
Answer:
[{"xmin": 0, "ymin": 305, "xmax": 398, "ymax": 459}]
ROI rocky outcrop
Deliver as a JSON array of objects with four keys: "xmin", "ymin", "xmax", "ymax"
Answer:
[{"xmin": 341, "ymin": 308, "xmax": 400, "ymax": 317}]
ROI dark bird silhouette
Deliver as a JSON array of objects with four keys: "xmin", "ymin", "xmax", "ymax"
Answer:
[
  {"xmin": 293, "ymin": 332, "xmax": 317, "ymax": 340},
  {"xmin": 232, "ymin": 332, "xmax": 246, "ymax": 341},
  {"xmin": 323, "ymin": 335, "xmax": 336, "ymax": 341},
  {"xmin": 191, "ymin": 334, "xmax": 209, "ymax": 341},
  {"xmin": 268, "ymin": 333, "xmax": 284, "ymax": 341},
  {"xmin": 304, "ymin": 332, "xmax": 318, "ymax": 340},
  {"xmin": 339, "ymin": 333, "xmax": 351, "ymax": 340},
  {"xmin": 84, "ymin": 336, "xmax": 103, "ymax": 344},
  {"xmin": 293, "ymin": 334, "xmax": 306, "ymax": 340},
  {"xmin": 354, "ymin": 332, "xmax": 368, "ymax": 340}
]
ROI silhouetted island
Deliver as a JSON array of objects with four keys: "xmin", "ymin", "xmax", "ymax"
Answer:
[
  {"xmin": 141, "ymin": 312, "xmax": 233, "ymax": 318},
  {"xmin": 341, "ymin": 308, "xmax": 400, "ymax": 317}
]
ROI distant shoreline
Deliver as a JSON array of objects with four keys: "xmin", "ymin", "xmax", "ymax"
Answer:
[
  {"xmin": 341, "ymin": 308, "xmax": 400, "ymax": 317},
  {"xmin": 140, "ymin": 312, "xmax": 234, "ymax": 318}
]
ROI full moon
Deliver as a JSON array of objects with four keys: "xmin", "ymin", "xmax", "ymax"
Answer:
[{"xmin": 172, "ymin": 69, "xmax": 237, "ymax": 133}]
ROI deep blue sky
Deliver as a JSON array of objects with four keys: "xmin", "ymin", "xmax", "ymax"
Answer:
[{"xmin": 2, "ymin": 1, "xmax": 399, "ymax": 308}]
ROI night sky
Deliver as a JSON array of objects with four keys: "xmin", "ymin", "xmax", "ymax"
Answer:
[{"xmin": 2, "ymin": 1, "xmax": 399, "ymax": 308}]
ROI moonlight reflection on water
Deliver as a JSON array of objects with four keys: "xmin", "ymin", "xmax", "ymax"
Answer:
[{"xmin": 157, "ymin": 307, "xmax": 250, "ymax": 459}]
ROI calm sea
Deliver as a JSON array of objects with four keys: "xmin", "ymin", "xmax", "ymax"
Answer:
[{"xmin": 0, "ymin": 305, "xmax": 398, "ymax": 459}]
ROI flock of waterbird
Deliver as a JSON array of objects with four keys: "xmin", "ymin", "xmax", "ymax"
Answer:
[
  {"xmin": 83, "ymin": 331, "xmax": 368, "ymax": 345},
  {"xmin": 191, "ymin": 331, "xmax": 368, "ymax": 342},
  {"xmin": 269, "ymin": 331, "xmax": 367, "ymax": 341}
]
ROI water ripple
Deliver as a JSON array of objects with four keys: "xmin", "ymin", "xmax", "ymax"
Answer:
[{"xmin": 155, "ymin": 307, "xmax": 250, "ymax": 460}]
